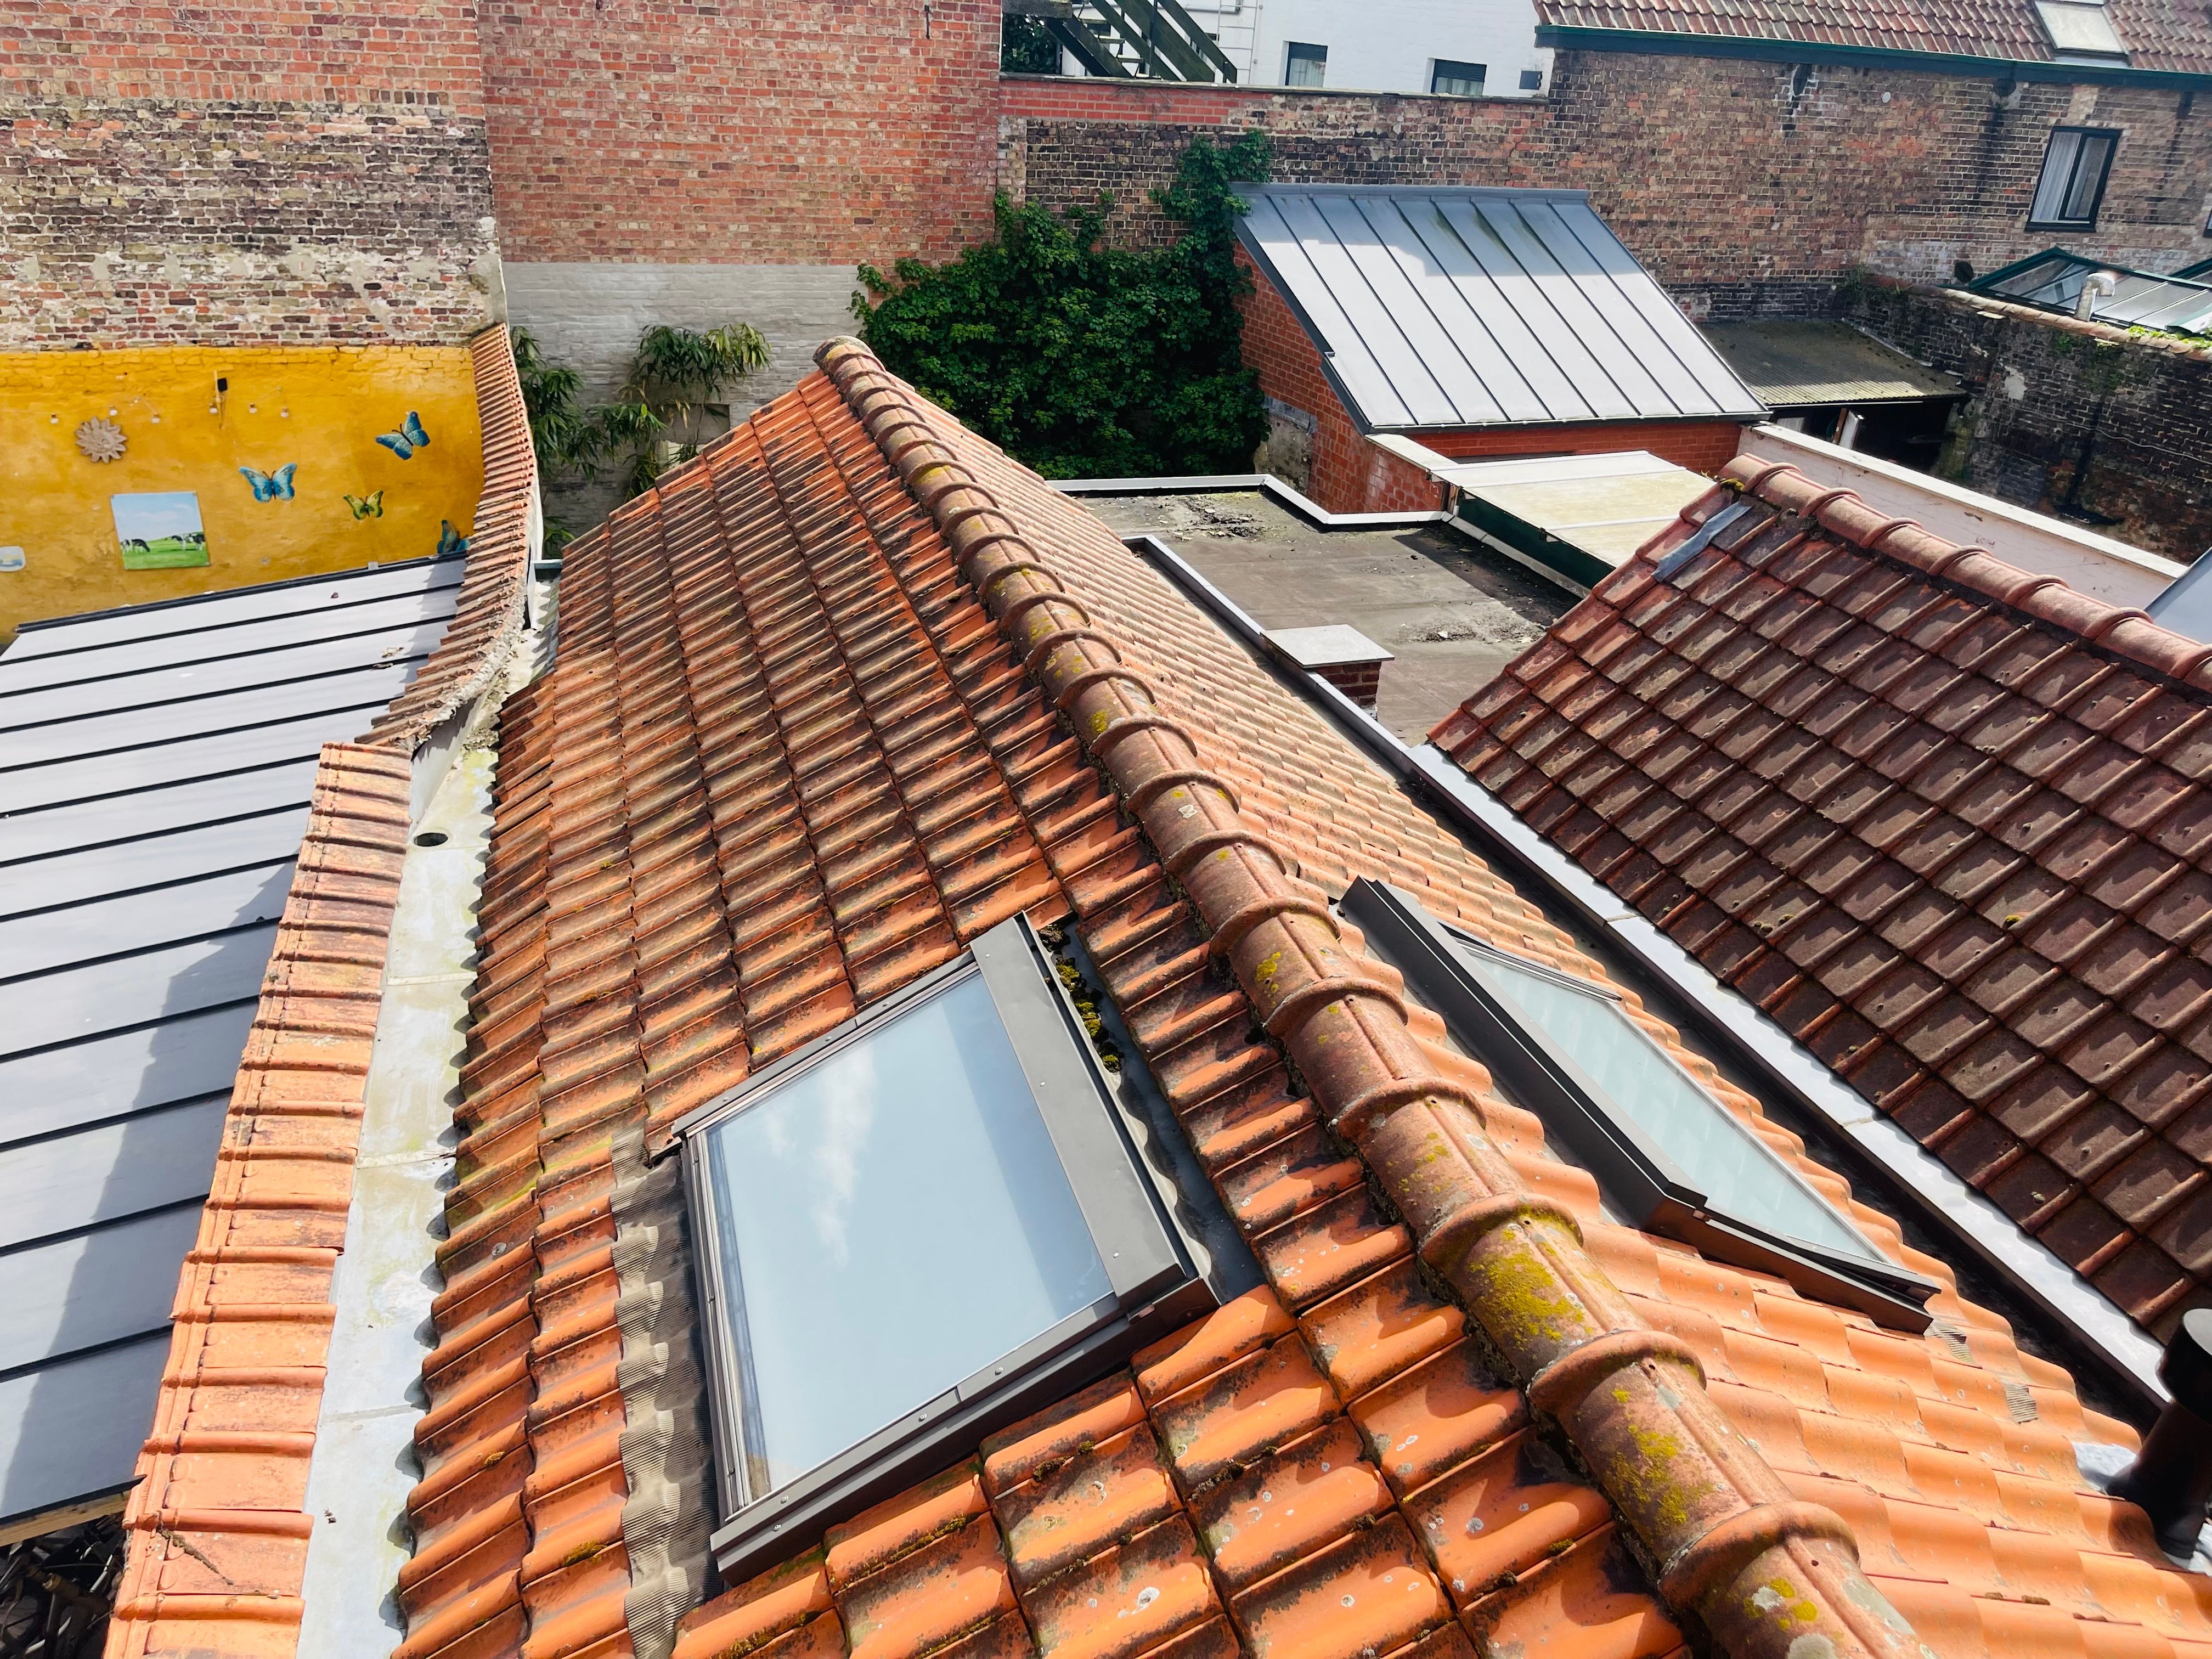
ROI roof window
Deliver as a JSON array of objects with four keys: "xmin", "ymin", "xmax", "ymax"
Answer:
[
  {"xmin": 1344, "ymin": 879, "xmax": 1938, "ymax": 1330},
  {"xmin": 2035, "ymin": 0, "xmax": 2129, "ymax": 59},
  {"xmin": 677, "ymin": 916, "xmax": 1218, "ymax": 1579}
]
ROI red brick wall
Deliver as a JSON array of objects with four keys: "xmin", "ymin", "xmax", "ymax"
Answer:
[
  {"xmin": 1419, "ymin": 421, "xmax": 1747, "ymax": 474},
  {"xmin": 479, "ymin": 0, "xmax": 1003, "ymax": 265},
  {"xmin": 1004, "ymin": 61, "xmax": 2212, "ymax": 313}
]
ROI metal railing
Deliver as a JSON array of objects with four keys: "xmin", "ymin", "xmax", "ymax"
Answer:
[{"xmin": 1007, "ymin": 0, "xmax": 1238, "ymax": 81}]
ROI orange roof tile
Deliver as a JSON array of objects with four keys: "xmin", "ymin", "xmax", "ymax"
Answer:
[
  {"xmin": 1432, "ymin": 455, "xmax": 2212, "ymax": 1340},
  {"xmin": 117, "ymin": 337, "xmax": 2212, "ymax": 1659}
]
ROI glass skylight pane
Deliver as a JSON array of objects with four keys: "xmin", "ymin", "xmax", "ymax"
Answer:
[
  {"xmin": 701, "ymin": 971, "xmax": 1111, "ymax": 1497},
  {"xmin": 2036, "ymin": 1, "xmax": 2128, "ymax": 55},
  {"xmin": 1455, "ymin": 942, "xmax": 1882, "ymax": 1263}
]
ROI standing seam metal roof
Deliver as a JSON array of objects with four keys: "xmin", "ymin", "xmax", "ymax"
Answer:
[
  {"xmin": 0, "ymin": 555, "xmax": 460, "ymax": 1535},
  {"xmin": 1233, "ymin": 186, "xmax": 1769, "ymax": 435}
]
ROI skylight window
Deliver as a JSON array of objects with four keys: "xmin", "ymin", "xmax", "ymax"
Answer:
[
  {"xmin": 2035, "ymin": 0, "xmax": 2129, "ymax": 59},
  {"xmin": 1343, "ymin": 880, "xmax": 1938, "ymax": 1329},
  {"xmin": 679, "ymin": 918, "xmax": 1211, "ymax": 1579}
]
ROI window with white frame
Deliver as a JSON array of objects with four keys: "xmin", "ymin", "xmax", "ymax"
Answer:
[
  {"xmin": 2029, "ymin": 126, "xmax": 2121, "ymax": 230},
  {"xmin": 1431, "ymin": 58, "xmax": 1486, "ymax": 96},
  {"xmin": 1284, "ymin": 41, "xmax": 1326, "ymax": 86},
  {"xmin": 677, "ymin": 917, "xmax": 1217, "ymax": 1580}
]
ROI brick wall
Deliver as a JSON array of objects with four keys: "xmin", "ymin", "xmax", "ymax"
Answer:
[
  {"xmin": 2, "ymin": 0, "xmax": 500, "ymax": 346},
  {"xmin": 1003, "ymin": 58, "xmax": 2212, "ymax": 314},
  {"xmin": 1845, "ymin": 278, "xmax": 2212, "ymax": 561},
  {"xmin": 479, "ymin": 0, "xmax": 1003, "ymax": 266}
]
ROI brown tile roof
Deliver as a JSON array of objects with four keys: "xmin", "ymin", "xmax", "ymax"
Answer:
[
  {"xmin": 104, "ymin": 742, "xmax": 415, "ymax": 1659},
  {"xmin": 1432, "ymin": 454, "xmax": 2212, "ymax": 1340},
  {"xmin": 1532, "ymin": 0, "xmax": 2212, "ymax": 75},
  {"xmin": 388, "ymin": 339, "xmax": 2207, "ymax": 1659}
]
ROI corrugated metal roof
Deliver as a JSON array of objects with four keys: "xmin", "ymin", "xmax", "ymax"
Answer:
[
  {"xmin": 1234, "ymin": 185, "xmax": 1769, "ymax": 433},
  {"xmin": 0, "ymin": 556, "xmax": 458, "ymax": 1533},
  {"xmin": 1701, "ymin": 320, "xmax": 1964, "ymax": 408},
  {"xmin": 1971, "ymin": 247, "xmax": 2212, "ymax": 335}
]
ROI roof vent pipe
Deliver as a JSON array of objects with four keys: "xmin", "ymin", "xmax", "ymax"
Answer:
[
  {"xmin": 2111, "ymin": 1308, "xmax": 2212, "ymax": 1560},
  {"xmin": 2077, "ymin": 269, "xmax": 2120, "ymax": 319}
]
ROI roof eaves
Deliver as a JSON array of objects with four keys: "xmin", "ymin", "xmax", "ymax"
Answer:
[
  {"xmin": 812, "ymin": 335, "xmax": 1933, "ymax": 1659},
  {"xmin": 1532, "ymin": 23, "xmax": 2212, "ymax": 84},
  {"xmin": 103, "ymin": 741, "xmax": 414, "ymax": 1658}
]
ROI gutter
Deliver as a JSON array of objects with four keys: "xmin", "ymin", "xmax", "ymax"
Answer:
[
  {"xmin": 1536, "ymin": 25, "xmax": 2212, "ymax": 89},
  {"xmin": 1126, "ymin": 528, "xmax": 2170, "ymax": 1421}
]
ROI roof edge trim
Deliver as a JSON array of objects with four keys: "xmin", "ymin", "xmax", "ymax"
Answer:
[
  {"xmin": 812, "ymin": 334, "xmax": 1931, "ymax": 1659},
  {"xmin": 1533, "ymin": 25, "xmax": 2212, "ymax": 85}
]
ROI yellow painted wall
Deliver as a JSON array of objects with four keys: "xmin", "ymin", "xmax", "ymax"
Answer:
[{"xmin": 0, "ymin": 345, "xmax": 487, "ymax": 638}]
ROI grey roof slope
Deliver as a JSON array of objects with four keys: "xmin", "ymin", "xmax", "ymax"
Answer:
[
  {"xmin": 0, "ymin": 555, "xmax": 461, "ymax": 1534},
  {"xmin": 1234, "ymin": 185, "xmax": 1769, "ymax": 433}
]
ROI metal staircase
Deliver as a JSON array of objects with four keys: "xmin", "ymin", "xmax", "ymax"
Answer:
[{"xmin": 1007, "ymin": 0, "xmax": 1239, "ymax": 81}]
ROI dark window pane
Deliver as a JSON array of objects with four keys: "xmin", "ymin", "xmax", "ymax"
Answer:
[
  {"xmin": 1285, "ymin": 42, "xmax": 1326, "ymax": 86},
  {"xmin": 2062, "ymin": 132, "xmax": 2115, "ymax": 221},
  {"xmin": 1432, "ymin": 58, "xmax": 1486, "ymax": 95},
  {"xmin": 702, "ymin": 970, "xmax": 1111, "ymax": 1497}
]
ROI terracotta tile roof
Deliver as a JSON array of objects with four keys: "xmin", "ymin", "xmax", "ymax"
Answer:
[
  {"xmin": 103, "ymin": 741, "xmax": 414, "ymax": 1659},
  {"xmin": 1531, "ymin": 0, "xmax": 2212, "ymax": 75},
  {"xmin": 392, "ymin": 339, "xmax": 2206, "ymax": 1659},
  {"xmin": 364, "ymin": 324, "xmax": 538, "ymax": 751},
  {"xmin": 1432, "ymin": 454, "xmax": 2212, "ymax": 1339}
]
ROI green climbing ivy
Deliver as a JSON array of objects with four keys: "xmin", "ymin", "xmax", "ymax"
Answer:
[{"xmin": 852, "ymin": 132, "xmax": 1273, "ymax": 479}]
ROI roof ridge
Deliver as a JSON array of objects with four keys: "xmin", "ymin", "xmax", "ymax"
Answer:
[
  {"xmin": 813, "ymin": 335, "xmax": 1928, "ymax": 1659},
  {"xmin": 1719, "ymin": 454, "xmax": 2212, "ymax": 686},
  {"xmin": 363, "ymin": 324, "xmax": 540, "ymax": 751}
]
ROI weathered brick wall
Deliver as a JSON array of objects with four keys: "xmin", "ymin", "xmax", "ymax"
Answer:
[
  {"xmin": 1001, "ymin": 59, "xmax": 2212, "ymax": 315},
  {"xmin": 2, "ymin": 0, "xmax": 500, "ymax": 346},
  {"xmin": 479, "ymin": 0, "xmax": 1003, "ymax": 266},
  {"xmin": 1845, "ymin": 278, "xmax": 2212, "ymax": 561}
]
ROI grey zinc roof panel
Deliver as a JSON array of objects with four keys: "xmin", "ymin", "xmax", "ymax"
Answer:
[
  {"xmin": 0, "ymin": 558, "xmax": 443, "ymax": 1531},
  {"xmin": 0, "ymin": 1334, "xmax": 171, "ymax": 1528},
  {"xmin": 0, "ymin": 582, "xmax": 459, "ymax": 695},
  {"xmin": 0, "ymin": 760, "xmax": 320, "ymax": 861},
  {"xmin": 0, "ymin": 806, "xmax": 308, "ymax": 916},
  {"xmin": 1235, "ymin": 185, "xmax": 1768, "ymax": 433}
]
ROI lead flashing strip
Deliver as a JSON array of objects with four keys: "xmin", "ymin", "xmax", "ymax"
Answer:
[
  {"xmin": 103, "ymin": 742, "xmax": 415, "ymax": 1659},
  {"xmin": 814, "ymin": 336, "xmax": 1928, "ymax": 1659}
]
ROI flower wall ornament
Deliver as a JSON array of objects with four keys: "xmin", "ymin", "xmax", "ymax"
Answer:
[{"xmin": 75, "ymin": 419, "xmax": 127, "ymax": 463}]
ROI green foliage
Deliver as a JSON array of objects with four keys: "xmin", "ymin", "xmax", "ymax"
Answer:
[
  {"xmin": 1001, "ymin": 14, "xmax": 1060, "ymax": 73},
  {"xmin": 853, "ymin": 132, "xmax": 1272, "ymax": 479},
  {"xmin": 511, "ymin": 321, "xmax": 769, "ymax": 525}
]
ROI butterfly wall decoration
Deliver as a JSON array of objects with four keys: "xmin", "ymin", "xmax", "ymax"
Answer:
[
  {"xmin": 438, "ymin": 520, "xmax": 472, "ymax": 558},
  {"xmin": 344, "ymin": 491, "xmax": 385, "ymax": 521},
  {"xmin": 239, "ymin": 464, "xmax": 297, "ymax": 502},
  {"xmin": 375, "ymin": 411, "xmax": 430, "ymax": 460}
]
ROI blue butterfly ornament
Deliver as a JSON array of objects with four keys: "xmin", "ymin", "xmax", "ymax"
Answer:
[
  {"xmin": 239, "ymin": 464, "xmax": 297, "ymax": 501},
  {"xmin": 376, "ymin": 411, "xmax": 430, "ymax": 460}
]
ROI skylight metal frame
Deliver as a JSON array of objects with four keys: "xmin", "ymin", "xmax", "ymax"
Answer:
[
  {"xmin": 675, "ymin": 915, "xmax": 1210, "ymax": 1581},
  {"xmin": 1343, "ymin": 879, "xmax": 1939, "ymax": 1331}
]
